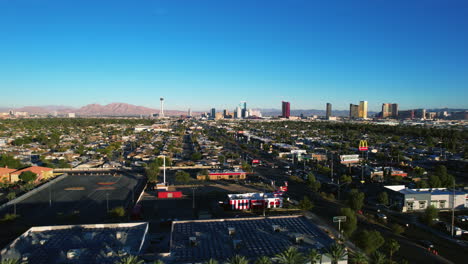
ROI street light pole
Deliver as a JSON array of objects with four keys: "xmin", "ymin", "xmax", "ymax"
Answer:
[
  {"xmin": 192, "ymin": 188, "xmax": 196, "ymax": 209},
  {"xmin": 451, "ymin": 178, "xmax": 456, "ymax": 237},
  {"xmin": 49, "ymin": 185, "xmax": 52, "ymax": 207},
  {"xmin": 106, "ymin": 193, "xmax": 109, "ymax": 212},
  {"xmin": 163, "ymin": 155, "xmax": 166, "ymax": 185}
]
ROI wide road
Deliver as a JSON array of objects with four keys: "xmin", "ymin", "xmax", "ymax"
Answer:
[
  {"xmin": 7, "ymin": 173, "xmax": 145, "ymax": 226},
  {"xmin": 214, "ymin": 133, "xmax": 459, "ymax": 264}
]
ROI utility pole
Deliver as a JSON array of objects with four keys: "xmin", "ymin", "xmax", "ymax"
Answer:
[
  {"xmin": 451, "ymin": 178, "xmax": 456, "ymax": 237},
  {"xmin": 330, "ymin": 153, "xmax": 334, "ymax": 183}
]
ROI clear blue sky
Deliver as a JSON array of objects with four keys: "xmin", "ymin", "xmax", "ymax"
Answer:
[{"xmin": 1, "ymin": 0, "xmax": 467, "ymax": 111}]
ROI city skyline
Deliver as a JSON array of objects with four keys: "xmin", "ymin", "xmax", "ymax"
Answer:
[{"xmin": 1, "ymin": 0, "xmax": 468, "ymax": 110}]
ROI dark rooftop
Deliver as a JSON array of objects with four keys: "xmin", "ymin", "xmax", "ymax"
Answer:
[
  {"xmin": 170, "ymin": 215, "xmax": 333, "ymax": 263},
  {"xmin": 1, "ymin": 222, "xmax": 148, "ymax": 264}
]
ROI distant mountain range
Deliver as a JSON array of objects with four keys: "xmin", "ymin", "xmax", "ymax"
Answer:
[
  {"xmin": 1, "ymin": 104, "xmax": 465, "ymax": 117},
  {"xmin": 0, "ymin": 103, "xmax": 191, "ymax": 116}
]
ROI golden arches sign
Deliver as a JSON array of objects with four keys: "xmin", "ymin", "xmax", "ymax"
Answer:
[{"xmin": 359, "ymin": 140, "xmax": 368, "ymax": 151}]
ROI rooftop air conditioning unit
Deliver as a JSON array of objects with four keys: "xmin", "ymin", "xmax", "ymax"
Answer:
[
  {"xmin": 295, "ymin": 235, "xmax": 304, "ymax": 244},
  {"xmin": 67, "ymin": 249, "xmax": 81, "ymax": 260},
  {"xmin": 21, "ymin": 253, "xmax": 30, "ymax": 262},
  {"xmin": 233, "ymin": 239, "xmax": 242, "ymax": 250},
  {"xmin": 189, "ymin": 237, "xmax": 197, "ymax": 246},
  {"xmin": 272, "ymin": 225, "xmax": 281, "ymax": 232},
  {"xmin": 228, "ymin": 227, "xmax": 236, "ymax": 236}
]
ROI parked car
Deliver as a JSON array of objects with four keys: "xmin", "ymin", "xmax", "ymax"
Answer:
[{"xmin": 456, "ymin": 215, "xmax": 468, "ymax": 223}]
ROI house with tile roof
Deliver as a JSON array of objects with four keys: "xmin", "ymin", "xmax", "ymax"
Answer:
[
  {"xmin": 0, "ymin": 167, "xmax": 17, "ymax": 183},
  {"xmin": 9, "ymin": 166, "xmax": 54, "ymax": 183}
]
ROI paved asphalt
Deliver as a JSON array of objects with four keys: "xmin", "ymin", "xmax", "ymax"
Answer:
[{"xmin": 6, "ymin": 173, "xmax": 145, "ymax": 226}]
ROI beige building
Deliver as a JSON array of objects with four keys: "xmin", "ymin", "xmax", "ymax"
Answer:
[{"xmin": 349, "ymin": 104, "xmax": 359, "ymax": 119}]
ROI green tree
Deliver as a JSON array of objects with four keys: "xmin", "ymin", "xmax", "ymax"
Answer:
[
  {"xmin": 390, "ymin": 224, "xmax": 404, "ymax": 235},
  {"xmin": 370, "ymin": 251, "xmax": 386, "ymax": 264},
  {"xmin": 308, "ymin": 249, "xmax": 321, "ymax": 264},
  {"xmin": 275, "ymin": 247, "xmax": 305, "ymax": 264},
  {"xmin": 340, "ymin": 174, "xmax": 352, "ymax": 185},
  {"xmin": 204, "ymin": 259, "xmax": 219, "ymax": 264},
  {"xmin": 225, "ymin": 255, "xmax": 249, "ymax": 264},
  {"xmin": 254, "ymin": 256, "xmax": 271, "ymax": 264},
  {"xmin": 175, "ymin": 171, "xmax": 191, "ymax": 184},
  {"xmin": 341, "ymin": 207, "xmax": 358, "ymax": 237},
  {"xmin": 355, "ymin": 230, "xmax": 385, "ymax": 254},
  {"xmin": 385, "ymin": 239, "xmax": 400, "ymax": 261},
  {"xmin": 350, "ymin": 251, "xmax": 368, "ymax": 264},
  {"xmin": 0, "ymin": 154, "xmax": 24, "ymax": 169},
  {"xmin": 413, "ymin": 166, "xmax": 425, "ymax": 176},
  {"xmin": 377, "ymin": 192, "xmax": 389, "ymax": 206},
  {"xmin": 422, "ymin": 205, "xmax": 438, "ymax": 225},
  {"xmin": 109, "ymin": 206, "xmax": 126, "ymax": 218},
  {"xmin": 0, "ymin": 259, "xmax": 25, "ymax": 264},
  {"xmin": 242, "ymin": 162, "xmax": 252, "ymax": 173},
  {"xmin": 114, "ymin": 255, "xmax": 144, "ymax": 264},
  {"xmin": 19, "ymin": 171, "xmax": 37, "ymax": 183},
  {"xmin": 307, "ymin": 173, "xmax": 321, "ymax": 192},
  {"xmin": 325, "ymin": 243, "xmax": 348, "ymax": 264},
  {"xmin": 348, "ymin": 189, "xmax": 365, "ymax": 211},
  {"xmin": 428, "ymin": 175, "xmax": 442, "ymax": 188},
  {"xmin": 6, "ymin": 192, "xmax": 16, "ymax": 201},
  {"xmin": 191, "ymin": 152, "xmax": 202, "ymax": 161},
  {"xmin": 145, "ymin": 160, "xmax": 160, "ymax": 183},
  {"xmin": 298, "ymin": 196, "xmax": 314, "ymax": 211}
]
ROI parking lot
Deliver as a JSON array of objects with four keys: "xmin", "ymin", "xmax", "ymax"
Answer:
[{"xmin": 0, "ymin": 173, "xmax": 145, "ymax": 247}]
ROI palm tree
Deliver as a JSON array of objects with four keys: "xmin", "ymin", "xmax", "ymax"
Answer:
[
  {"xmin": 0, "ymin": 259, "xmax": 24, "ymax": 264},
  {"xmin": 275, "ymin": 247, "xmax": 305, "ymax": 264},
  {"xmin": 114, "ymin": 255, "xmax": 144, "ymax": 264},
  {"xmin": 308, "ymin": 249, "xmax": 321, "ymax": 264},
  {"xmin": 325, "ymin": 243, "xmax": 347, "ymax": 264},
  {"xmin": 225, "ymin": 255, "xmax": 249, "ymax": 264},
  {"xmin": 371, "ymin": 251, "xmax": 386, "ymax": 264},
  {"xmin": 350, "ymin": 251, "xmax": 368, "ymax": 264},
  {"xmin": 385, "ymin": 239, "xmax": 400, "ymax": 261},
  {"xmin": 254, "ymin": 256, "xmax": 271, "ymax": 264},
  {"xmin": 204, "ymin": 259, "xmax": 219, "ymax": 264}
]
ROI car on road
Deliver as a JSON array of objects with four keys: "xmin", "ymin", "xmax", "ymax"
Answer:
[
  {"xmin": 376, "ymin": 213, "xmax": 387, "ymax": 221},
  {"xmin": 419, "ymin": 240, "xmax": 434, "ymax": 249},
  {"xmin": 456, "ymin": 215, "xmax": 468, "ymax": 223}
]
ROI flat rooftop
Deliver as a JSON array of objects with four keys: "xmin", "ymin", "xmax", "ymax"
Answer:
[
  {"xmin": 1, "ymin": 222, "xmax": 148, "ymax": 264},
  {"xmin": 170, "ymin": 215, "xmax": 333, "ymax": 263},
  {"xmin": 385, "ymin": 185, "xmax": 466, "ymax": 196}
]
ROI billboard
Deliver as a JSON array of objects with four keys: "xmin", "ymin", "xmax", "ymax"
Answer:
[{"xmin": 340, "ymin": 154, "xmax": 360, "ymax": 164}]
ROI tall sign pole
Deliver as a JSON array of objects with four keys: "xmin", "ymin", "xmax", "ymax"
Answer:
[{"xmin": 333, "ymin": 216, "xmax": 347, "ymax": 240}]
